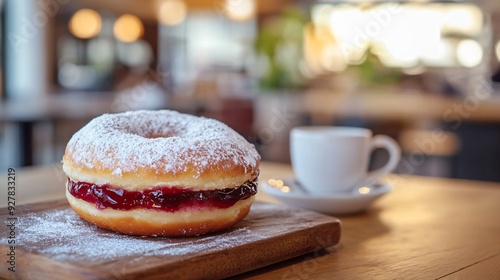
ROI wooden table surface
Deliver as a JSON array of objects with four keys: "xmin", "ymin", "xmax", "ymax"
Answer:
[{"xmin": 2, "ymin": 162, "xmax": 500, "ymax": 279}]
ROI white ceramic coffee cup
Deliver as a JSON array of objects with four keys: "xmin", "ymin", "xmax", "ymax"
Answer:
[{"xmin": 290, "ymin": 127, "xmax": 401, "ymax": 194}]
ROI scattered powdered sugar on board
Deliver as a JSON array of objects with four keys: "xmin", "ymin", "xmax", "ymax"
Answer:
[
  {"xmin": 0, "ymin": 202, "xmax": 342, "ymax": 279},
  {"xmin": 64, "ymin": 110, "xmax": 260, "ymax": 177},
  {"xmin": 1, "ymin": 202, "xmax": 320, "ymax": 266},
  {"xmin": 0, "ymin": 207, "xmax": 271, "ymax": 264}
]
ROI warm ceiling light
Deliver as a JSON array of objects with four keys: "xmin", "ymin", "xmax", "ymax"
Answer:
[
  {"xmin": 114, "ymin": 14, "xmax": 144, "ymax": 43},
  {"xmin": 457, "ymin": 39, "xmax": 483, "ymax": 68},
  {"xmin": 224, "ymin": 0, "xmax": 256, "ymax": 22},
  {"xmin": 69, "ymin": 9, "xmax": 102, "ymax": 39},
  {"xmin": 158, "ymin": 0, "xmax": 187, "ymax": 26}
]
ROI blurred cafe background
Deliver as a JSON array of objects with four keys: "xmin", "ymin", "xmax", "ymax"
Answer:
[{"xmin": 2, "ymin": 0, "xmax": 500, "ymax": 182}]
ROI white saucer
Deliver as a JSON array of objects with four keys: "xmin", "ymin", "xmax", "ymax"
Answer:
[{"xmin": 261, "ymin": 178, "xmax": 392, "ymax": 215}]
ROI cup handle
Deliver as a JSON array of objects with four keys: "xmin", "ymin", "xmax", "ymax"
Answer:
[{"xmin": 355, "ymin": 135, "xmax": 401, "ymax": 188}]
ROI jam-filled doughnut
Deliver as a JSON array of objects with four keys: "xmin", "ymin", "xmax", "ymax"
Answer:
[{"xmin": 62, "ymin": 110, "xmax": 260, "ymax": 236}]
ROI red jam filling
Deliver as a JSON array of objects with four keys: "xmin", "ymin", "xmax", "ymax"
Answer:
[{"xmin": 67, "ymin": 177, "xmax": 258, "ymax": 212}]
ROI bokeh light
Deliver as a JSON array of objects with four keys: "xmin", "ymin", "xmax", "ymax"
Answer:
[
  {"xmin": 457, "ymin": 39, "xmax": 483, "ymax": 68},
  {"xmin": 224, "ymin": 0, "xmax": 256, "ymax": 22},
  {"xmin": 113, "ymin": 14, "xmax": 144, "ymax": 43},
  {"xmin": 495, "ymin": 41, "xmax": 500, "ymax": 62},
  {"xmin": 69, "ymin": 9, "xmax": 102, "ymax": 39},
  {"xmin": 158, "ymin": 0, "xmax": 187, "ymax": 26}
]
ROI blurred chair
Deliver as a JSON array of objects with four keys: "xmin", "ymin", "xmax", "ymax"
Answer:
[{"xmin": 453, "ymin": 122, "xmax": 500, "ymax": 182}]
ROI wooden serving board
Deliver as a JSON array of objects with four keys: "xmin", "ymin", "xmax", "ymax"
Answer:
[{"xmin": 0, "ymin": 200, "xmax": 341, "ymax": 280}]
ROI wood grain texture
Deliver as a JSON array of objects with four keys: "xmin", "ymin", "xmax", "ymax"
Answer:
[
  {"xmin": 438, "ymin": 254, "xmax": 500, "ymax": 280},
  {"xmin": 0, "ymin": 200, "xmax": 340, "ymax": 280}
]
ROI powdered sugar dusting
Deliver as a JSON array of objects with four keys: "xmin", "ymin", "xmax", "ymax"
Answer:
[
  {"xmin": 1, "ymin": 208, "xmax": 268, "ymax": 263},
  {"xmin": 112, "ymin": 168, "xmax": 122, "ymax": 176},
  {"xmin": 64, "ymin": 110, "xmax": 260, "ymax": 176},
  {"xmin": 0, "ymin": 203, "xmax": 339, "ymax": 278}
]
